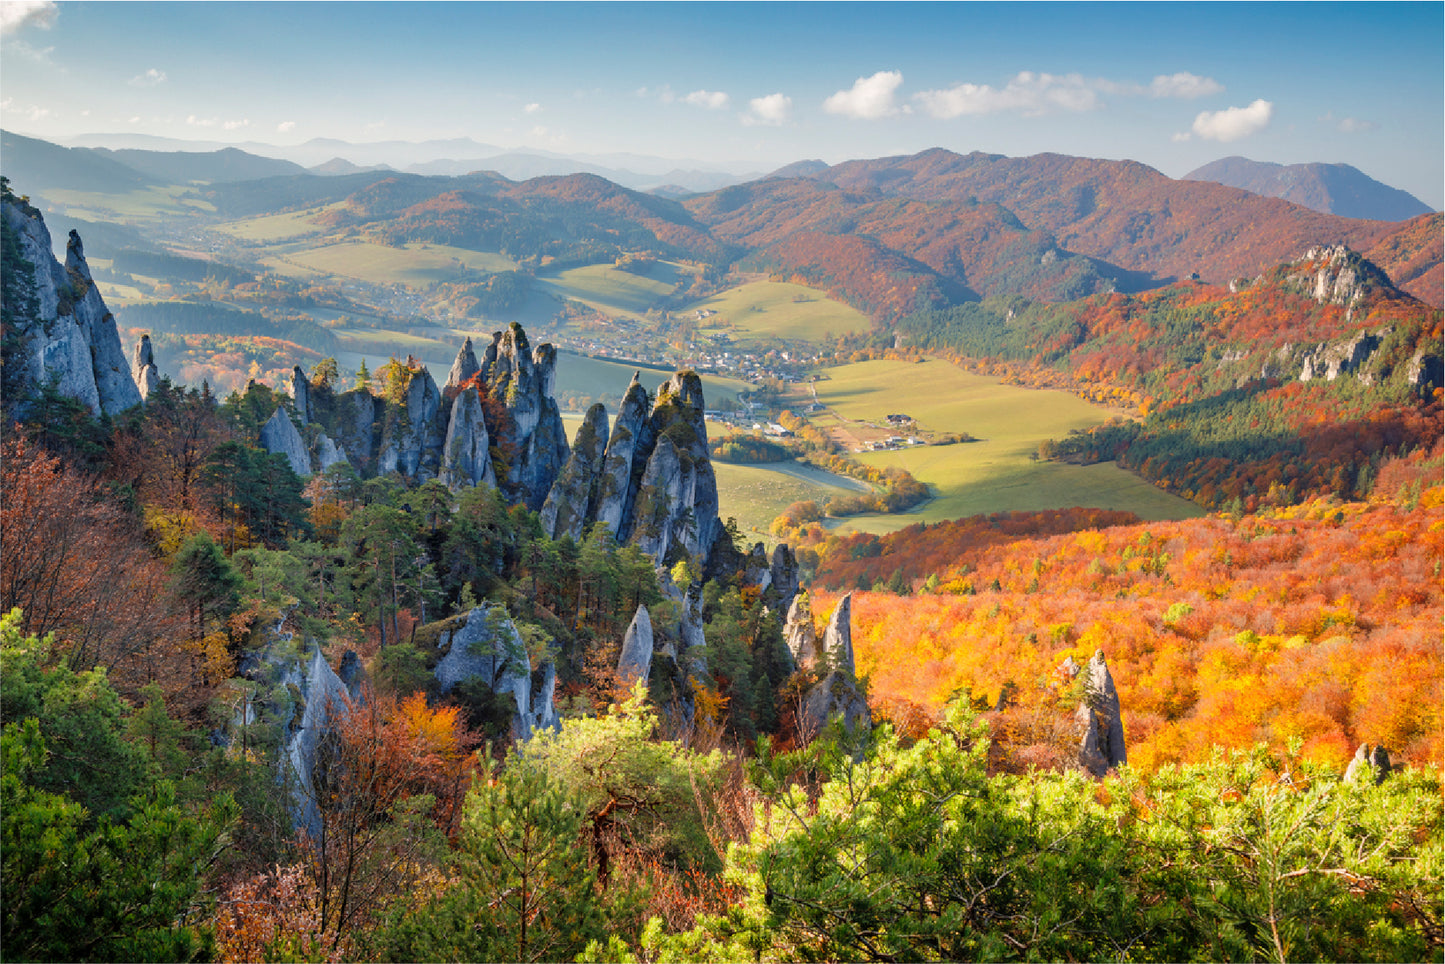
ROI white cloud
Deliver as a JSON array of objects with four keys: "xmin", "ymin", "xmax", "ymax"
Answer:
[
  {"xmin": 683, "ymin": 89, "xmax": 730, "ymax": 110},
  {"xmin": 0, "ymin": 1, "xmax": 56, "ymax": 34},
  {"xmin": 824, "ymin": 70, "xmax": 906, "ymax": 119},
  {"xmin": 277, "ymin": 120, "xmax": 296, "ymax": 133},
  {"xmin": 915, "ymin": 71, "xmax": 1101, "ymax": 118},
  {"xmin": 186, "ymin": 114, "xmax": 217, "ymax": 128},
  {"xmin": 524, "ymin": 102, "xmax": 542, "ymax": 113},
  {"xmin": 1190, "ymin": 98, "xmax": 1273, "ymax": 142},
  {"xmin": 129, "ymin": 115, "xmax": 143, "ymax": 125},
  {"xmin": 129, "ymin": 67, "xmax": 167, "ymax": 87},
  {"xmin": 1320, "ymin": 111, "xmax": 1378, "ymax": 134},
  {"xmin": 1149, "ymin": 72, "xmax": 1223, "ymax": 99},
  {"xmin": 743, "ymin": 92, "xmax": 792, "ymax": 126},
  {"xmin": 223, "ymin": 118, "xmax": 249, "ymax": 131}
]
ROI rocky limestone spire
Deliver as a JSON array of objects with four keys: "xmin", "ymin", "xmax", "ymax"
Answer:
[
  {"xmin": 441, "ymin": 388, "xmax": 495, "ymax": 491},
  {"xmin": 259, "ymin": 406, "xmax": 312, "ymax": 478},
  {"xmin": 783, "ymin": 592, "xmax": 818, "ymax": 670},
  {"xmin": 64, "ymin": 230, "xmax": 140, "ymax": 417},
  {"xmin": 1074, "ymin": 649, "xmax": 1126, "ymax": 777},
  {"xmin": 447, "ymin": 336, "xmax": 481, "ymax": 389},
  {"xmin": 821, "ymin": 593, "xmax": 855, "ymax": 676},
  {"xmin": 132, "ymin": 334, "xmax": 160, "ymax": 402},
  {"xmin": 540, "ymin": 402, "xmax": 610, "ymax": 542},
  {"xmin": 290, "ymin": 365, "xmax": 311, "ymax": 423},
  {"xmin": 1344, "ymin": 743, "xmax": 1392, "ymax": 785},
  {"xmin": 485, "ymin": 324, "xmax": 569, "ymax": 509},
  {"xmin": 596, "ymin": 373, "xmax": 651, "ymax": 540},
  {"xmin": 618, "ymin": 605, "xmax": 654, "ymax": 685},
  {"xmin": 377, "ymin": 365, "xmax": 443, "ymax": 478}
]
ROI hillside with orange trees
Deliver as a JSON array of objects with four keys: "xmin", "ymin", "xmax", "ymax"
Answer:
[
  {"xmin": 806, "ymin": 148, "xmax": 1440, "ymax": 302},
  {"xmin": 1364, "ymin": 211, "xmax": 1444, "ymax": 306},
  {"xmin": 808, "ymin": 449, "xmax": 1442, "ymax": 775}
]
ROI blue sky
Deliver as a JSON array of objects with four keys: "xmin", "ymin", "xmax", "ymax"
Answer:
[{"xmin": 3, "ymin": 1, "xmax": 1441, "ymax": 206}]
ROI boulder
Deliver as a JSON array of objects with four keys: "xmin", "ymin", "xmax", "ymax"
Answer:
[{"xmin": 259, "ymin": 406, "xmax": 312, "ymax": 477}]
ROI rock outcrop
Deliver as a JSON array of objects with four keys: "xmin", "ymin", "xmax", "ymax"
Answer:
[
  {"xmin": 540, "ymin": 402, "xmax": 610, "ymax": 542},
  {"xmin": 259, "ymin": 406, "xmax": 313, "ymax": 477},
  {"xmin": 132, "ymin": 334, "xmax": 160, "ymax": 402},
  {"xmin": 1344, "ymin": 743, "xmax": 1392, "ymax": 785},
  {"xmin": 797, "ymin": 593, "xmax": 871, "ymax": 740},
  {"xmin": 446, "ymin": 336, "xmax": 480, "ymax": 389},
  {"xmin": 1, "ymin": 195, "xmax": 142, "ymax": 418},
  {"xmin": 618, "ymin": 605, "xmax": 655, "ymax": 685},
  {"xmin": 783, "ymin": 593, "xmax": 819, "ymax": 670},
  {"xmin": 434, "ymin": 606, "xmax": 559, "ymax": 740},
  {"xmin": 272, "ymin": 643, "xmax": 361, "ymax": 840},
  {"xmin": 482, "ymin": 325, "xmax": 571, "ymax": 509},
  {"xmin": 290, "ymin": 366, "xmax": 311, "ymax": 424},
  {"xmin": 820, "ymin": 593, "xmax": 855, "ymax": 676},
  {"xmin": 1070, "ymin": 650, "xmax": 1127, "ymax": 777},
  {"xmin": 441, "ymin": 388, "xmax": 495, "ymax": 490},
  {"xmin": 595, "ymin": 374, "xmax": 652, "ymax": 539},
  {"xmin": 377, "ymin": 366, "xmax": 443, "ymax": 478}
]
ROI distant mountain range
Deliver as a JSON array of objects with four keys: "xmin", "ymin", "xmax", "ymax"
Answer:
[
  {"xmin": 1184, "ymin": 156, "xmax": 1435, "ymax": 221},
  {"xmin": 47, "ymin": 131, "xmax": 760, "ymax": 194},
  {"xmin": 2, "ymin": 130, "xmax": 1439, "ymax": 308}
]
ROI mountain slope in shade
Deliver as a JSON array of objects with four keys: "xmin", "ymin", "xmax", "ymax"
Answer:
[
  {"xmin": 91, "ymin": 146, "xmax": 308, "ymax": 184},
  {"xmin": 0, "ymin": 130, "xmax": 156, "ymax": 194},
  {"xmin": 1184, "ymin": 156, "xmax": 1434, "ymax": 222}
]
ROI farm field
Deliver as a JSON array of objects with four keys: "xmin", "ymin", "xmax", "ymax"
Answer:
[
  {"xmin": 690, "ymin": 281, "xmax": 871, "ymax": 343},
  {"xmin": 536, "ymin": 261, "xmax": 689, "ymax": 319},
  {"xmin": 39, "ymin": 184, "xmax": 214, "ymax": 222},
  {"xmin": 810, "ymin": 358, "xmax": 1202, "ymax": 531},
  {"xmin": 270, "ymin": 241, "xmax": 517, "ymax": 286},
  {"xmin": 714, "ymin": 461, "xmax": 869, "ymax": 542},
  {"xmin": 214, "ymin": 206, "xmax": 338, "ymax": 243}
]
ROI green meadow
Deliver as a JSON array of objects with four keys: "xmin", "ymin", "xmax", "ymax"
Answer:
[
  {"xmin": 812, "ymin": 358, "xmax": 1202, "ymax": 532},
  {"xmin": 275, "ymin": 241, "xmax": 517, "ymax": 286},
  {"xmin": 536, "ymin": 262, "xmax": 689, "ymax": 319},
  {"xmin": 690, "ymin": 281, "xmax": 872, "ymax": 343}
]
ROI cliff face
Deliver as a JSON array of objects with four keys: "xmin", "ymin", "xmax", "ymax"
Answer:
[{"xmin": 1, "ymin": 195, "xmax": 142, "ymax": 419}]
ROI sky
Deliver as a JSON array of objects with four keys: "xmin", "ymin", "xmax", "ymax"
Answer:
[{"xmin": 2, "ymin": 1, "xmax": 1441, "ymax": 207}]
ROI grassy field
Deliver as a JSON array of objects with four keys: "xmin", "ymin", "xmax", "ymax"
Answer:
[
  {"xmin": 40, "ymin": 185, "xmax": 214, "ymax": 222},
  {"xmin": 536, "ymin": 262, "xmax": 688, "ymax": 319},
  {"xmin": 714, "ymin": 461, "xmax": 869, "ymax": 542},
  {"xmin": 810, "ymin": 358, "xmax": 1202, "ymax": 531},
  {"xmin": 690, "ymin": 281, "xmax": 872, "ymax": 343},
  {"xmin": 275, "ymin": 241, "xmax": 517, "ymax": 286},
  {"xmin": 215, "ymin": 207, "xmax": 335, "ymax": 243}
]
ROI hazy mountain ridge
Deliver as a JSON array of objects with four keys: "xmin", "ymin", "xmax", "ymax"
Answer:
[{"xmin": 1185, "ymin": 155, "xmax": 1435, "ymax": 221}]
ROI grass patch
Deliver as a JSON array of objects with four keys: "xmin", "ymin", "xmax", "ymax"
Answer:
[
  {"xmin": 536, "ymin": 262, "xmax": 686, "ymax": 318},
  {"xmin": 690, "ymin": 281, "xmax": 872, "ymax": 344},
  {"xmin": 715, "ymin": 461, "xmax": 868, "ymax": 544},
  {"xmin": 281, "ymin": 241, "xmax": 516, "ymax": 285},
  {"xmin": 215, "ymin": 207, "xmax": 338, "ymax": 243},
  {"xmin": 41, "ymin": 185, "xmax": 214, "ymax": 221},
  {"xmin": 810, "ymin": 358, "xmax": 1203, "ymax": 532}
]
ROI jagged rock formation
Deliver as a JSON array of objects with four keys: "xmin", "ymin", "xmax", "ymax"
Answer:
[
  {"xmin": 483, "ymin": 325, "xmax": 571, "ymax": 509},
  {"xmin": 618, "ymin": 605, "xmax": 655, "ymax": 685},
  {"xmin": 1299, "ymin": 330, "xmax": 1384, "ymax": 383},
  {"xmin": 1069, "ymin": 650, "xmax": 1127, "ymax": 777},
  {"xmin": 796, "ymin": 593, "xmax": 871, "ymax": 740},
  {"xmin": 1286, "ymin": 244, "xmax": 1394, "ymax": 320},
  {"xmin": 132, "ymin": 334, "xmax": 160, "ymax": 402},
  {"xmin": 540, "ymin": 402, "xmax": 610, "ymax": 541},
  {"xmin": 595, "ymin": 374, "xmax": 651, "ymax": 537},
  {"xmin": 377, "ymin": 366, "xmax": 443, "ymax": 477},
  {"xmin": 434, "ymin": 606, "xmax": 559, "ymax": 740},
  {"xmin": 1, "ymin": 195, "xmax": 142, "ymax": 418},
  {"xmin": 274, "ymin": 643, "xmax": 362, "ymax": 840},
  {"xmin": 783, "ymin": 593, "xmax": 819, "ymax": 669},
  {"xmin": 290, "ymin": 366, "xmax": 311, "ymax": 424},
  {"xmin": 820, "ymin": 592, "xmax": 855, "ymax": 676},
  {"xmin": 446, "ymin": 336, "xmax": 480, "ymax": 389},
  {"xmin": 770, "ymin": 544, "xmax": 801, "ymax": 610},
  {"xmin": 441, "ymin": 389, "xmax": 495, "ymax": 490},
  {"xmin": 1345, "ymin": 743, "xmax": 1392, "ymax": 785},
  {"xmin": 259, "ymin": 406, "xmax": 312, "ymax": 477}
]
